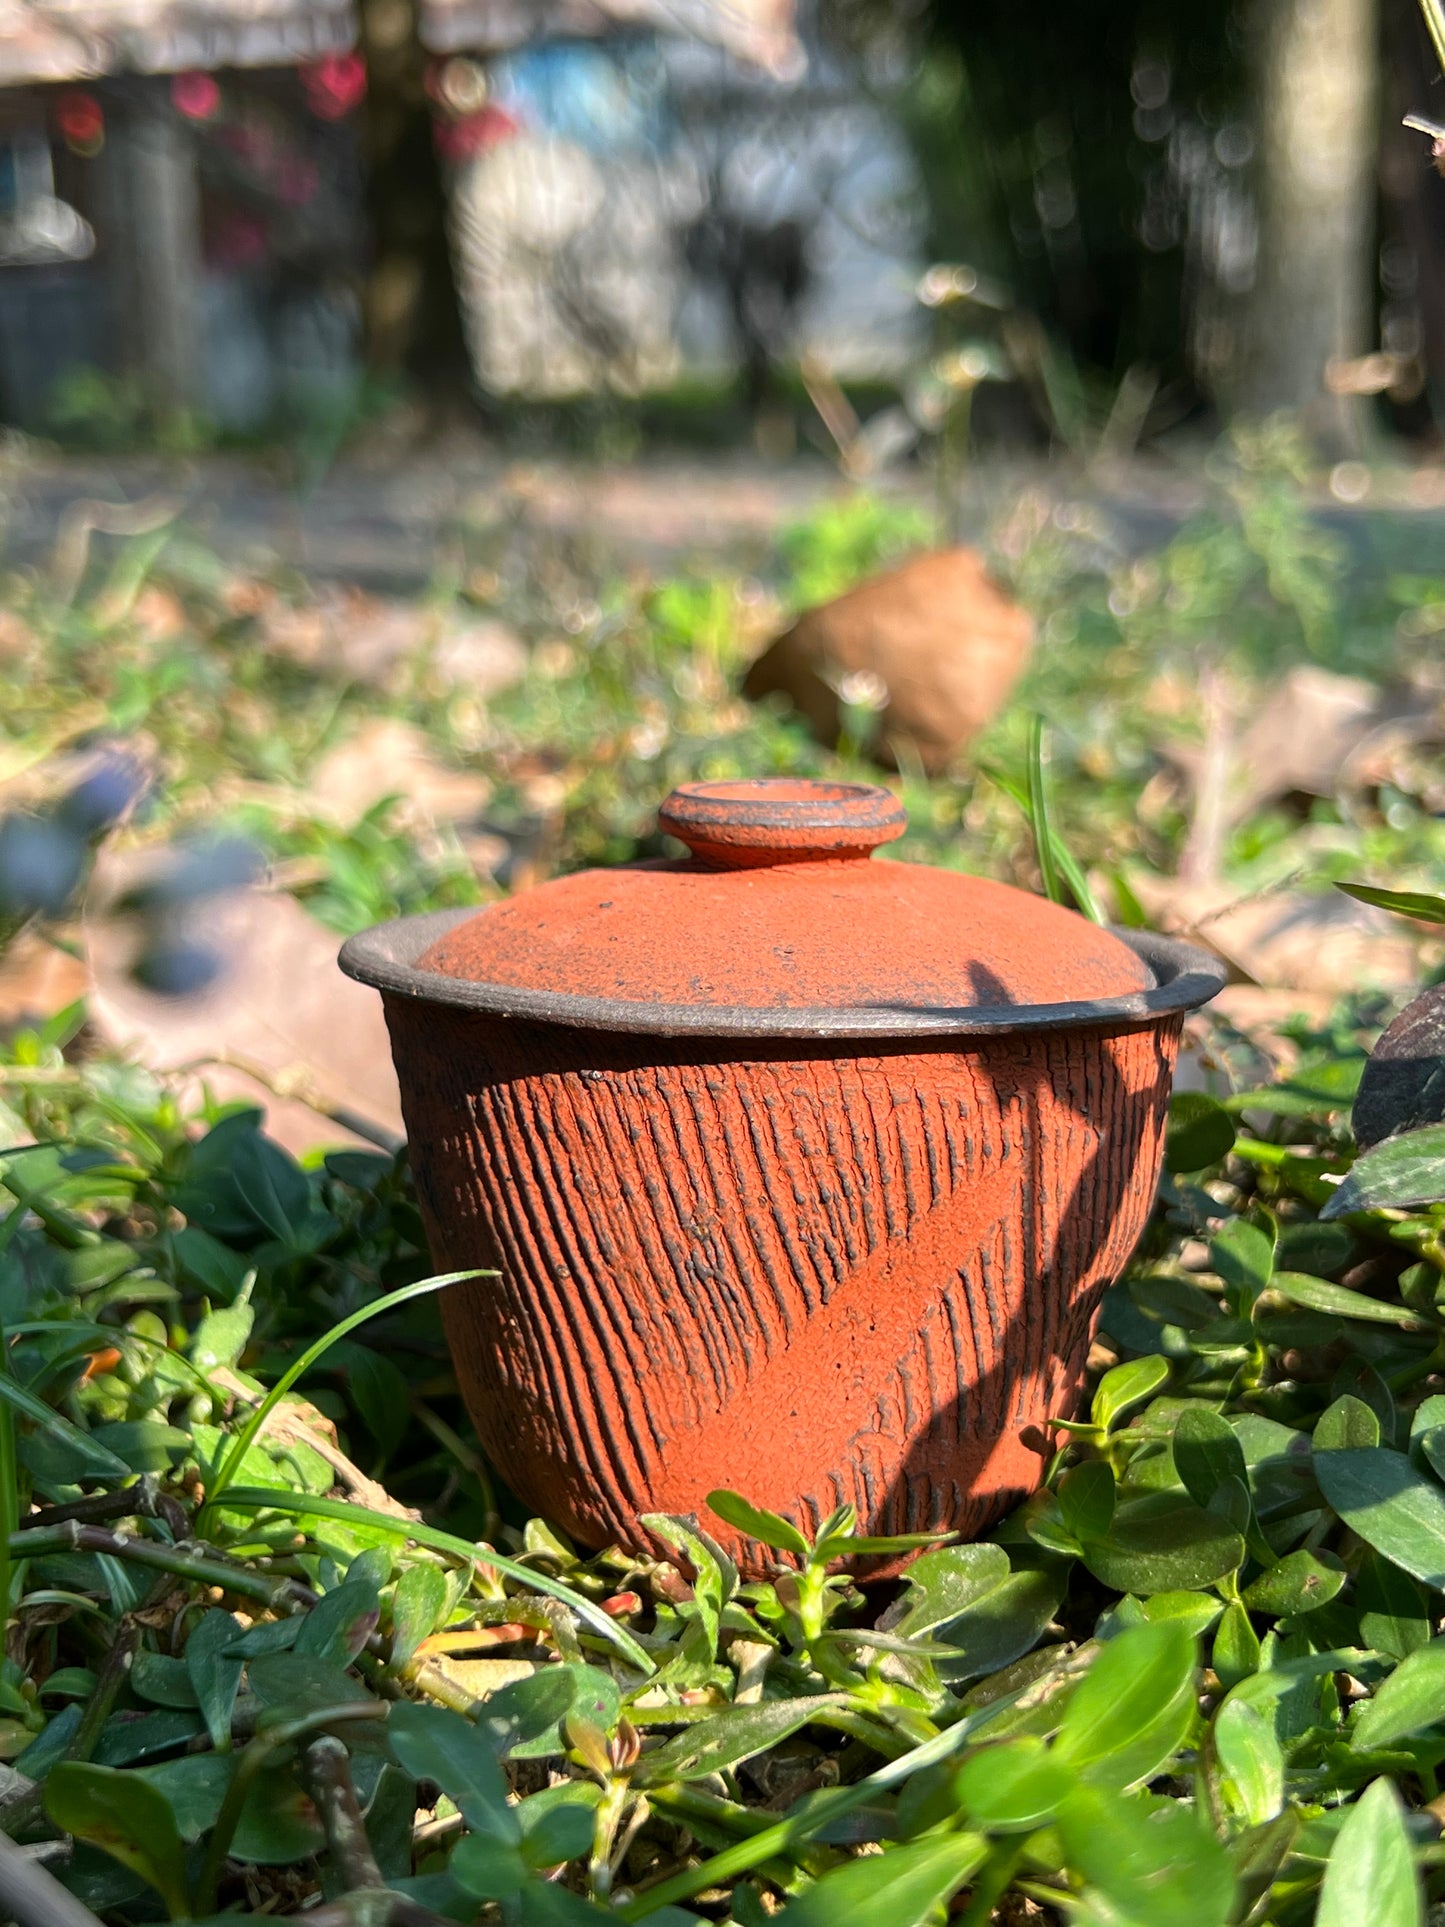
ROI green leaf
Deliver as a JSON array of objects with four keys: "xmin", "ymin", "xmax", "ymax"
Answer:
[
  {"xmin": 0, "ymin": 1372, "xmax": 129, "ymax": 1477},
  {"xmin": 1082, "ymin": 1491, "xmax": 1246, "ymax": 1596},
  {"xmin": 1165, "ymin": 1094, "xmax": 1236, "ymax": 1174},
  {"xmin": 482, "ymin": 1666, "xmax": 591, "ymax": 1759},
  {"xmin": 246, "ymin": 1651, "xmax": 370, "ymax": 1715},
  {"xmin": 703, "ymin": 1489, "xmax": 810, "ymax": 1561},
  {"xmin": 643, "ymin": 1513, "xmax": 736, "ymax": 1660},
  {"xmin": 88, "ymin": 1421, "xmax": 192, "ymax": 1472},
  {"xmin": 190, "ymin": 1301, "xmax": 254, "ymax": 1372},
  {"xmin": 186, "ymin": 1608, "xmax": 244, "ymax": 1751},
  {"xmin": 1313, "ymin": 1447, "xmax": 1445, "ymax": 1588},
  {"xmin": 1210, "ymin": 1218, "xmax": 1274, "ymax": 1307},
  {"xmin": 199, "ymin": 1271, "xmax": 478, "ymax": 1521},
  {"xmin": 1137, "ymin": 1591, "xmax": 1224, "ymax": 1638},
  {"xmin": 390, "ymin": 1563, "xmax": 449, "ymax": 1670},
  {"xmin": 129, "ymin": 1653, "xmax": 198, "ymax": 1710},
  {"xmin": 1352, "ymin": 1640, "xmax": 1445, "ymax": 1750},
  {"xmin": 1058, "ymin": 1461, "xmax": 1116, "ymax": 1543},
  {"xmin": 450, "ymin": 1835, "xmax": 529, "ymax": 1904},
  {"xmin": 294, "ymin": 1578, "xmax": 381, "ymax": 1665},
  {"xmin": 1322, "ymin": 1124, "xmax": 1445, "ymax": 1219},
  {"xmin": 635, "ymin": 1697, "xmax": 843, "ymax": 1787},
  {"xmin": 1316, "ymin": 1394, "xmax": 1382, "ymax": 1450},
  {"xmin": 519, "ymin": 1784, "xmax": 601, "ymax": 1868},
  {"xmin": 1316, "ymin": 1776, "xmax": 1422, "ymax": 1927},
  {"xmin": 44, "ymin": 1761, "xmax": 189, "ymax": 1919},
  {"xmin": 1172, "ymin": 1405, "xmax": 1249, "ymax": 1510},
  {"xmin": 1336, "ymin": 882, "xmax": 1445, "ymax": 925},
  {"xmin": 1212, "ymin": 1600, "xmax": 1261, "ymax": 1691},
  {"xmin": 1241, "ymin": 1548, "xmax": 1346, "ymax": 1617},
  {"xmin": 884, "ymin": 1544, "xmax": 1011, "ymax": 1639},
  {"xmin": 1271, "ymin": 1271, "xmax": 1431, "ymax": 1328},
  {"xmin": 1053, "ymin": 1621, "xmax": 1197, "ymax": 1789},
  {"xmin": 1213, "ymin": 1698, "xmax": 1283, "ymax": 1826},
  {"xmin": 1358, "ymin": 1552, "xmax": 1432, "ymax": 1660},
  {"xmin": 1056, "ymin": 1784, "xmax": 1233, "ymax": 1927},
  {"xmin": 775, "ymin": 1831, "xmax": 988, "ymax": 1926},
  {"xmin": 954, "ymin": 1736, "xmax": 1076, "ymax": 1830},
  {"xmin": 387, "ymin": 1701, "xmax": 521, "ymax": 1847},
  {"xmin": 1092, "ymin": 1355, "xmax": 1171, "ymax": 1433}
]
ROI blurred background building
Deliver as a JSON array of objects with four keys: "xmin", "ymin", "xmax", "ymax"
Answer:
[{"xmin": 0, "ymin": 0, "xmax": 1436, "ymax": 453}]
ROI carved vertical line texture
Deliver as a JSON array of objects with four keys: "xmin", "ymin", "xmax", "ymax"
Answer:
[{"xmin": 384, "ymin": 1002, "xmax": 1182, "ymax": 1575}]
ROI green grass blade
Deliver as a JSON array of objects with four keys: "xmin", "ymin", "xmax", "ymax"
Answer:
[
  {"xmin": 1421, "ymin": 0, "xmax": 1445, "ymax": 78},
  {"xmin": 1023, "ymin": 719, "xmax": 1101, "ymax": 921},
  {"xmin": 199, "ymin": 1271, "xmax": 480, "ymax": 1525},
  {"xmin": 217, "ymin": 1486, "xmax": 657, "ymax": 1675}
]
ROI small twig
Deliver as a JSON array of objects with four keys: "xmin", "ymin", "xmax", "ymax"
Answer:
[
  {"xmin": 67, "ymin": 1616, "xmax": 142, "ymax": 1765},
  {"xmin": 24, "ymin": 1475, "xmax": 182, "ymax": 1536},
  {"xmin": 7, "ymin": 1520, "xmax": 316, "ymax": 1613},
  {"xmin": 194, "ymin": 1703, "xmax": 389, "ymax": 1915},
  {"xmin": 0, "ymin": 1830, "xmax": 103, "ymax": 1927},
  {"xmin": 301, "ymin": 1734, "xmax": 385, "ymax": 1892}
]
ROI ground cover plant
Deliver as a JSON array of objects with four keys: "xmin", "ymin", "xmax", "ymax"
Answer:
[{"xmin": 0, "ymin": 431, "xmax": 1444, "ymax": 1922}]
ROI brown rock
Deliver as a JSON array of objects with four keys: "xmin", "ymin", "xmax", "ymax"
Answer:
[{"xmin": 742, "ymin": 548, "xmax": 1033, "ymax": 771}]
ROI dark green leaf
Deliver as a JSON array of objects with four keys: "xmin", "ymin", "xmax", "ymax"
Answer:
[
  {"xmin": 775, "ymin": 1831, "xmax": 988, "ymax": 1926},
  {"xmin": 44, "ymin": 1761, "xmax": 189, "ymax": 1917},
  {"xmin": 1271, "ymin": 1272, "xmax": 1430, "ymax": 1329},
  {"xmin": 390, "ymin": 1564, "xmax": 449, "ymax": 1670},
  {"xmin": 1316, "ymin": 1776, "xmax": 1422, "ymax": 1927},
  {"xmin": 1358, "ymin": 1552, "xmax": 1432, "ymax": 1660},
  {"xmin": 1082, "ymin": 1491, "xmax": 1246, "ymax": 1596},
  {"xmin": 185, "ymin": 1608, "xmax": 244, "ymax": 1751},
  {"xmin": 1058, "ymin": 1461, "xmax": 1116, "ymax": 1543},
  {"xmin": 1210, "ymin": 1219, "xmax": 1273, "ymax": 1307},
  {"xmin": 1165, "ymin": 1094, "xmax": 1236, "ymax": 1174},
  {"xmin": 1313, "ymin": 1448, "xmax": 1445, "ymax": 1588},
  {"xmin": 294, "ymin": 1578, "xmax": 381, "ymax": 1665},
  {"xmin": 450, "ymin": 1835, "xmax": 529, "ymax": 1904},
  {"xmin": 387, "ymin": 1701, "xmax": 521, "ymax": 1846},
  {"xmin": 507, "ymin": 1666, "xmax": 614, "ymax": 1761},
  {"xmin": 1336, "ymin": 882, "xmax": 1445, "ymax": 925},
  {"xmin": 129, "ymin": 1653, "xmax": 198, "ymax": 1710},
  {"xmin": 246, "ymin": 1651, "xmax": 370, "ymax": 1714},
  {"xmin": 519, "ymin": 1783, "xmax": 602, "ymax": 1868},
  {"xmin": 1172, "ymin": 1405, "xmax": 1249, "ymax": 1510},
  {"xmin": 1322, "ymin": 1125, "xmax": 1445, "ymax": 1219}
]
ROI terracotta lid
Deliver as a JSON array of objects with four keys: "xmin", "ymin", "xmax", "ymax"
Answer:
[{"xmin": 398, "ymin": 779, "xmax": 1167, "ymax": 1032}]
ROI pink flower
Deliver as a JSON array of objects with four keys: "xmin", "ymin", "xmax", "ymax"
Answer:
[{"xmin": 301, "ymin": 53, "xmax": 367, "ymax": 121}]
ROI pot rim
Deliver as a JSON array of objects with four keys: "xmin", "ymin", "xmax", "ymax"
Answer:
[{"xmin": 339, "ymin": 907, "xmax": 1227, "ymax": 1040}]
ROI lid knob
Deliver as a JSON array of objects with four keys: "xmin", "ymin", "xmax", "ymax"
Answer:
[{"xmin": 659, "ymin": 779, "xmax": 907, "ymax": 870}]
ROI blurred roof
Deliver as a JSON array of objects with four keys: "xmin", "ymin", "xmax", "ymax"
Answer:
[
  {"xmin": 0, "ymin": 1, "xmax": 355, "ymax": 83},
  {"xmin": 419, "ymin": 0, "xmax": 801, "ymax": 73}
]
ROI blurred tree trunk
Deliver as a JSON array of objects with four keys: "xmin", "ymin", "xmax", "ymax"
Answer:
[
  {"xmin": 106, "ymin": 81, "xmax": 203, "ymax": 425},
  {"xmin": 1238, "ymin": 0, "xmax": 1380, "ymax": 445},
  {"xmin": 358, "ymin": 0, "xmax": 471, "ymax": 397}
]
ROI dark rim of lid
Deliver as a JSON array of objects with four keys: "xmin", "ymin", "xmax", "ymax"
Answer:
[{"xmin": 341, "ymin": 908, "xmax": 1227, "ymax": 1040}]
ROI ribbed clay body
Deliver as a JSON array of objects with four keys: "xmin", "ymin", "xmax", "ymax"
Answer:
[{"xmin": 383, "ymin": 998, "xmax": 1181, "ymax": 1576}]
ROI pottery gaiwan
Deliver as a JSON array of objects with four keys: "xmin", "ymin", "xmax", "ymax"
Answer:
[{"xmin": 342, "ymin": 778, "xmax": 1224, "ymax": 1576}]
